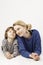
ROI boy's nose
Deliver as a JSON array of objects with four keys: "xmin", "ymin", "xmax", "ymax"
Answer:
[{"xmin": 11, "ymin": 33, "xmax": 14, "ymax": 36}]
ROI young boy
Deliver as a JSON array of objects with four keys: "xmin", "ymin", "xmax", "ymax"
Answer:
[{"xmin": 1, "ymin": 27, "xmax": 19, "ymax": 59}]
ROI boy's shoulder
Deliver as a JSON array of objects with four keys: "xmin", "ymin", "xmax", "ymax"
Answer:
[
  {"xmin": 13, "ymin": 39, "xmax": 18, "ymax": 45},
  {"xmin": 2, "ymin": 38, "xmax": 7, "ymax": 42},
  {"xmin": 2, "ymin": 38, "xmax": 7, "ymax": 44}
]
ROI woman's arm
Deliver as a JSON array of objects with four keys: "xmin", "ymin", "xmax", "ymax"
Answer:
[{"xmin": 17, "ymin": 36, "xmax": 31, "ymax": 58}]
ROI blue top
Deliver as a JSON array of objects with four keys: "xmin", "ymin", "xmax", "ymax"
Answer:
[{"xmin": 17, "ymin": 29, "xmax": 41, "ymax": 58}]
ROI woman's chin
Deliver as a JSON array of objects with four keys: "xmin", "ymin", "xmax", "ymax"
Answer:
[{"xmin": 18, "ymin": 34, "xmax": 23, "ymax": 37}]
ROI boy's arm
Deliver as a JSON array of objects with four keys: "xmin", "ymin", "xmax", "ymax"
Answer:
[
  {"xmin": 2, "ymin": 39, "xmax": 13, "ymax": 59},
  {"xmin": 12, "ymin": 39, "xmax": 19, "ymax": 57},
  {"xmin": 1, "ymin": 39, "xmax": 8, "ymax": 54}
]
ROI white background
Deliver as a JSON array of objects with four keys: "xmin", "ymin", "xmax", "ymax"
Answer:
[{"xmin": 0, "ymin": 0, "xmax": 43, "ymax": 65}]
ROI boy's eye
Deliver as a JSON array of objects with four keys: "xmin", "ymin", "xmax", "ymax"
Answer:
[
  {"xmin": 26, "ymin": 31, "xmax": 28, "ymax": 33},
  {"xmin": 9, "ymin": 31, "xmax": 11, "ymax": 32},
  {"xmin": 9, "ymin": 31, "xmax": 12, "ymax": 33}
]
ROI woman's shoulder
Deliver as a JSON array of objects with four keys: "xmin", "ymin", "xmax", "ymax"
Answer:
[
  {"xmin": 31, "ymin": 29, "xmax": 39, "ymax": 33},
  {"xmin": 31, "ymin": 29, "xmax": 40, "ymax": 36}
]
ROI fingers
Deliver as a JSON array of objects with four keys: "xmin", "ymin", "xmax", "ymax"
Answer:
[
  {"xmin": 33, "ymin": 56, "xmax": 40, "ymax": 61},
  {"xmin": 5, "ymin": 52, "xmax": 12, "ymax": 59},
  {"xmin": 29, "ymin": 53, "xmax": 40, "ymax": 61},
  {"xmin": 32, "ymin": 53, "xmax": 38, "ymax": 56}
]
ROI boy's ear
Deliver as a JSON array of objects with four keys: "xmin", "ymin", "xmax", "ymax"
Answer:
[{"xmin": 26, "ymin": 24, "xmax": 32, "ymax": 30}]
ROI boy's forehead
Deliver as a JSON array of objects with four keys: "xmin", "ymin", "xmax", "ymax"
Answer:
[{"xmin": 9, "ymin": 28, "xmax": 14, "ymax": 31}]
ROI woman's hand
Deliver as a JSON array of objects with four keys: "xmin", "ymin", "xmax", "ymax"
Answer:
[
  {"xmin": 32, "ymin": 53, "xmax": 40, "ymax": 61},
  {"xmin": 29, "ymin": 53, "xmax": 40, "ymax": 61}
]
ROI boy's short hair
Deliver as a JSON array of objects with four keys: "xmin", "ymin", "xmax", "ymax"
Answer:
[{"xmin": 5, "ymin": 27, "xmax": 16, "ymax": 39}]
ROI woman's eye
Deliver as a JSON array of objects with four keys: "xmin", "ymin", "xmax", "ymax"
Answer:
[{"xmin": 17, "ymin": 28, "xmax": 20, "ymax": 30}]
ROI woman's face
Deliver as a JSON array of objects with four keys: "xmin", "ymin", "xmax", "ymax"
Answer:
[
  {"xmin": 14, "ymin": 25, "xmax": 27, "ymax": 37},
  {"xmin": 7, "ymin": 29, "xmax": 16, "ymax": 39}
]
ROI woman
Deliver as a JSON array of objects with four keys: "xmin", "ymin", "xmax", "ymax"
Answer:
[{"xmin": 13, "ymin": 20, "xmax": 41, "ymax": 61}]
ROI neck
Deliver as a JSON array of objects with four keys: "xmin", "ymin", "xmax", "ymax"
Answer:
[
  {"xmin": 7, "ymin": 37, "xmax": 14, "ymax": 43},
  {"xmin": 23, "ymin": 30, "xmax": 31, "ymax": 38}
]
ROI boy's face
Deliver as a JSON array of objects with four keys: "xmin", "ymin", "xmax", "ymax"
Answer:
[
  {"xmin": 7, "ymin": 29, "xmax": 16, "ymax": 39},
  {"xmin": 13, "ymin": 25, "xmax": 27, "ymax": 37}
]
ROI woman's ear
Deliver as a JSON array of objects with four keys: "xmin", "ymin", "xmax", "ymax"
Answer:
[{"xmin": 26, "ymin": 24, "xmax": 32, "ymax": 30}]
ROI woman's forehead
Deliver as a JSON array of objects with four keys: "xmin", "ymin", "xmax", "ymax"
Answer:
[{"xmin": 14, "ymin": 25, "xmax": 23, "ymax": 28}]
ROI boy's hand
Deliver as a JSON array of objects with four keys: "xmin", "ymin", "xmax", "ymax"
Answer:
[
  {"xmin": 11, "ymin": 54, "xmax": 14, "ymax": 58},
  {"xmin": 5, "ymin": 52, "xmax": 12, "ymax": 59}
]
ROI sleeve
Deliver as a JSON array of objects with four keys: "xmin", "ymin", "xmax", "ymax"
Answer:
[
  {"xmin": 34, "ymin": 30, "xmax": 41, "ymax": 55},
  {"xmin": 1, "ymin": 39, "xmax": 7, "ymax": 54},
  {"xmin": 17, "ymin": 36, "xmax": 31, "ymax": 58},
  {"xmin": 13, "ymin": 39, "xmax": 19, "ymax": 57}
]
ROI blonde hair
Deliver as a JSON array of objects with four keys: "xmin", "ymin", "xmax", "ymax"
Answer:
[
  {"xmin": 13, "ymin": 20, "xmax": 32, "ymax": 30},
  {"xmin": 26, "ymin": 24, "xmax": 32, "ymax": 30}
]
